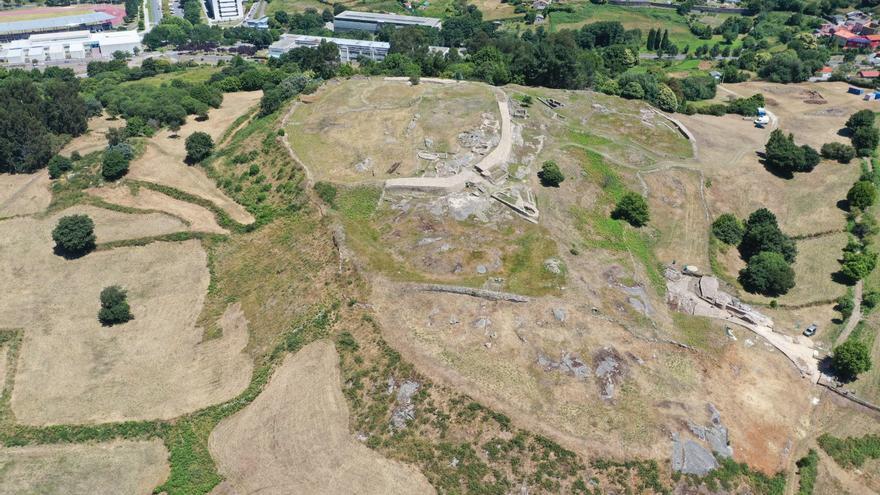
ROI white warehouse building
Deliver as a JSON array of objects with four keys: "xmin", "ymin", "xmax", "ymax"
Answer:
[
  {"xmin": 333, "ymin": 11, "xmax": 441, "ymax": 33},
  {"xmin": 0, "ymin": 30, "xmax": 140, "ymax": 65},
  {"xmin": 269, "ymin": 34, "xmax": 390, "ymax": 62},
  {"xmin": 210, "ymin": 0, "xmax": 245, "ymax": 22}
]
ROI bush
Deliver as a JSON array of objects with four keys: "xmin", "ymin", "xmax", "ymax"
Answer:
[
  {"xmin": 820, "ymin": 142, "xmax": 856, "ymax": 164},
  {"xmin": 846, "ymin": 109, "xmax": 875, "ymax": 131},
  {"xmin": 739, "ymin": 251, "xmax": 795, "ymax": 296},
  {"xmin": 832, "ymin": 339, "xmax": 872, "ymax": 381},
  {"xmin": 101, "ymin": 149, "xmax": 130, "ymax": 181},
  {"xmin": 185, "ymin": 131, "xmax": 214, "ymax": 163},
  {"xmin": 840, "ymin": 239, "xmax": 877, "ymax": 282},
  {"xmin": 612, "ymin": 192, "xmax": 650, "ymax": 227},
  {"xmin": 847, "ymin": 180, "xmax": 877, "ymax": 211},
  {"xmin": 52, "ymin": 214, "xmax": 96, "ymax": 257},
  {"xmin": 620, "ymin": 81, "xmax": 645, "ymax": 100},
  {"xmin": 314, "ymin": 181, "xmax": 337, "ymax": 205},
  {"xmin": 98, "ymin": 285, "xmax": 133, "ymax": 326},
  {"xmin": 712, "ymin": 213, "xmax": 744, "ymax": 245},
  {"xmin": 47, "ymin": 155, "xmax": 73, "ymax": 179},
  {"xmin": 853, "ymin": 126, "xmax": 880, "ymax": 156},
  {"xmin": 538, "ymin": 160, "xmax": 565, "ymax": 187}
]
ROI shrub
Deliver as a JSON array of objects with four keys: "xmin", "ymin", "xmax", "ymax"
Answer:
[
  {"xmin": 620, "ymin": 81, "xmax": 645, "ymax": 100},
  {"xmin": 47, "ymin": 155, "xmax": 73, "ymax": 179},
  {"xmin": 821, "ymin": 142, "xmax": 856, "ymax": 164},
  {"xmin": 712, "ymin": 213, "xmax": 744, "ymax": 245},
  {"xmin": 611, "ymin": 192, "xmax": 650, "ymax": 227},
  {"xmin": 314, "ymin": 181, "xmax": 337, "ymax": 205},
  {"xmin": 101, "ymin": 149, "xmax": 130, "ymax": 181},
  {"xmin": 846, "ymin": 109, "xmax": 875, "ymax": 131},
  {"xmin": 852, "ymin": 126, "xmax": 879, "ymax": 156},
  {"xmin": 185, "ymin": 131, "xmax": 214, "ymax": 163},
  {"xmin": 52, "ymin": 214, "xmax": 96, "ymax": 257},
  {"xmin": 98, "ymin": 285, "xmax": 133, "ymax": 326},
  {"xmin": 840, "ymin": 239, "xmax": 877, "ymax": 282},
  {"xmin": 847, "ymin": 180, "xmax": 877, "ymax": 211},
  {"xmin": 832, "ymin": 339, "xmax": 872, "ymax": 381},
  {"xmin": 71, "ymin": 151, "xmax": 82, "ymax": 161},
  {"xmin": 739, "ymin": 251, "xmax": 795, "ymax": 296},
  {"xmin": 795, "ymin": 450, "xmax": 818, "ymax": 495},
  {"xmin": 538, "ymin": 160, "xmax": 565, "ymax": 187}
]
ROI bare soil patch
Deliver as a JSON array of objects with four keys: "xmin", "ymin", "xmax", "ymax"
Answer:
[
  {"xmin": 209, "ymin": 340, "xmax": 434, "ymax": 495},
  {"xmin": 370, "ymin": 277, "xmax": 813, "ymax": 473},
  {"xmin": 60, "ymin": 115, "xmax": 123, "ymax": 158},
  {"xmin": 0, "ymin": 171, "xmax": 51, "ymax": 218},
  {"xmin": 0, "ymin": 212, "xmax": 250, "ymax": 424},
  {"xmin": 89, "ymin": 185, "xmax": 227, "ymax": 234},
  {"xmin": 289, "ymin": 78, "xmax": 498, "ymax": 183},
  {"xmin": 128, "ymin": 91, "xmax": 261, "ymax": 225},
  {"xmin": 0, "ymin": 440, "xmax": 168, "ymax": 495}
]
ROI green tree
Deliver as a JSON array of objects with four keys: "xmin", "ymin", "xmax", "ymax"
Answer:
[
  {"xmin": 852, "ymin": 126, "xmax": 879, "ymax": 156},
  {"xmin": 647, "ymin": 28, "xmax": 657, "ymax": 50},
  {"xmin": 47, "ymin": 155, "xmax": 73, "ymax": 179},
  {"xmin": 840, "ymin": 239, "xmax": 878, "ymax": 282},
  {"xmin": 620, "ymin": 81, "xmax": 645, "ymax": 100},
  {"xmin": 832, "ymin": 339, "xmax": 872, "ymax": 381},
  {"xmin": 185, "ymin": 132, "xmax": 214, "ymax": 163},
  {"xmin": 846, "ymin": 109, "xmax": 875, "ymax": 131},
  {"xmin": 712, "ymin": 213, "xmax": 744, "ymax": 245},
  {"xmin": 538, "ymin": 160, "xmax": 565, "ymax": 187},
  {"xmin": 98, "ymin": 285, "xmax": 133, "ymax": 326},
  {"xmin": 847, "ymin": 180, "xmax": 878, "ymax": 211},
  {"xmin": 739, "ymin": 251, "xmax": 796, "ymax": 296},
  {"xmin": 102, "ymin": 149, "xmax": 130, "ymax": 181},
  {"xmin": 764, "ymin": 129, "xmax": 819, "ymax": 174},
  {"xmin": 821, "ymin": 142, "xmax": 856, "ymax": 164},
  {"xmin": 656, "ymin": 84, "xmax": 678, "ymax": 112},
  {"xmin": 52, "ymin": 214, "xmax": 96, "ymax": 257},
  {"xmin": 612, "ymin": 192, "xmax": 650, "ymax": 227}
]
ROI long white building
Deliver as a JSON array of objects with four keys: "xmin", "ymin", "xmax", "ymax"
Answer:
[
  {"xmin": 210, "ymin": 0, "xmax": 245, "ymax": 22},
  {"xmin": 269, "ymin": 34, "xmax": 390, "ymax": 62},
  {"xmin": 0, "ymin": 30, "xmax": 141, "ymax": 65},
  {"xmin": 333, "ymin": 11, "xmax": 442, "ymax": 32}
]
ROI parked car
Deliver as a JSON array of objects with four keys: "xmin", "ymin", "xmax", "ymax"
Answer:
[{"xmin": 803, "ymin": 324, "xmax": 818, "ymax": 337}]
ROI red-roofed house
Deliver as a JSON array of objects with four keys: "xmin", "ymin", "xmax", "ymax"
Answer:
[
  {"xmin": 859, "ymin": 70, "xmax": 880, "ymax": 78},
  {"xmin": 866, "ymin": 34, "xmax": 880, "ymax": 48},
  {"xmin": 834, "ymin": 28, "xmax": 873, "ymax": 48}
]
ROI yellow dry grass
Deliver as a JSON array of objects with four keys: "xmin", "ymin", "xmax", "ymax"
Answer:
[
  {"xmin": 288, "ymin": 78, "xmax": 497, "ymax": 183},
  {"xmin": 0, "ymin": 171, "xmax": 51, "ymax": 218},
  {"xmin": 60, "ymin": 115, "xmax": 124, "ymax": 158},
  {"xmin": 128, "ymin": 91, "xmax": 261, "ymax": 225},
  {"xmin": 208, "ymin": 340, "xmax": 435, "ymax": 495},
  {"xmin": 0, "ymin": 210, "xmax": 251, "ymax": 425},
  {"xmin": 0, "ymin": 440, "xmax": 169, "ymax": 495},
  {"xmin": 89, "ymin": 184, "xmax": 227, "ymax": 234}
]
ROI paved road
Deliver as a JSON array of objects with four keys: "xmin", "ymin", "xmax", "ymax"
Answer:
[{"xmin": 146, "ymin": 0, "xmax": 162, "ymax": 30}]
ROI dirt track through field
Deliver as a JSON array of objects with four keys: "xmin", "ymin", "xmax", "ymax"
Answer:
[
  {"xmin": 0, "ymin": 440, "xmax": 168, "ymax": 495},
  {"xmin": 128, "ymin": 91, "xmax": 261, "ymax": 225},
  {"xmin": 0, "ymin": 171, "xmax": 51, "ymax": 218},
  {"xmin": 89, "ymin": 185, "xmax": 227, "ymax": 234},
  {"xmin": 0, "ymin": 210, "xmax": 251, "ymax": 424},
  {"xmin": 209, "ymin": 340, "xmax": 435, "ymax": 495}
]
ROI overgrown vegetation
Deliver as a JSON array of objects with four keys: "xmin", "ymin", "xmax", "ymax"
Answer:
[
  {"xmin": 818, "ymin": 433, "xmax": 880, "ymax": 468},
  {"xmin": 795, "ymin": 449, "xmax": 819, "ymax": 495}
]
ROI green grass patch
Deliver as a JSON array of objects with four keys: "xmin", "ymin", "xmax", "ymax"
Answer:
[
  {"xmin": 795, "ymin": 449, "xmax": 819, "ymax": 495},
  {"xmin": 334, "ymin": 185, "xmax": 381, "ymax": 222},
  {"xmin": 670, "ymin": 313, "xmax": 725, "ymax": 353},
  {"xmin": 818, "ymin": 433, "xmax": 880, "ymax": 469},
  {"xmin": 505, "ymin": 230, "xmax": 565, "ymax": 296}
]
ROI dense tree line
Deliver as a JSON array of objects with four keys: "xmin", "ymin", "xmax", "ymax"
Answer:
[
  {"xmin": 89, "ymin": 79, "xmax": 223, "ymax": 127},
  {"xmin": 0, "ymin": 68, "xmax": 88, "ymax": 173},
  {"xmin": 143, "ymin": 17, "xmax": 278, "ymax": 50}
]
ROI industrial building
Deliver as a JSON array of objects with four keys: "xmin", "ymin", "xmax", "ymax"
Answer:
[
  {"xmin": 0, "ymin": 12, "xmax": 115, "ymax": 42},
  {"xmin": 269, "ymin": 34, "xmax": 390, "ymax": 62},
  {"xmin": 210, "ymin": 0, "xmax": 245, "ymax": 21},
  {"xmin": 0, "ymin": 30, "xmax": 141, "ymax": 65},
  {"xmin": 332, "ymin": 11, "xmax": 441, "ymax": 33}
]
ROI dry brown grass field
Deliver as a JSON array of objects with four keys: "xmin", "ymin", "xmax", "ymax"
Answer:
[
  {"xmin": 128, "ymin": 91, "xmax": 261, "ymax": 225},
  {"xmin": 0, "ymin": 440, "xmax": 169, "ymax": 495},
  {"xmin": 89, "ymin": 184, "xmax": 227, "ymax": 234},
  {"xmin": 288, "ymin": 78, "xmax": 498, "ymax": 183},
  {"xmin": 0, "ymin": 210, "xmax": 251, "ymax": 424},
  {"xmin": 60, "ymin": 115, "xmax": 124, "ymax": 158},
  {"xmin": 209, "ymin": 340, "xmax": 435, "ymax": 495},
  {"xmin": 0, "ymin": 171, "xmax": 51, "ymax": 218}
]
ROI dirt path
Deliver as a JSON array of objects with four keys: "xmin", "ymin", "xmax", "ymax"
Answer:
[{"xmin": 836, "ymin": 280, "xmax": 863, "ymax": 345}]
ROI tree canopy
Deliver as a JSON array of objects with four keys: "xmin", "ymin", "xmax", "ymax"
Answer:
[
  {"xmin": 847, "ymin": 180, "xmax": 877, "ymax": 211},
  {"xmin": 185, "ymin": 132, "xmax": 214, "ymax": 163},
  {"xmin": 739, "ymin": 251, "xmax": 796, "ymax": 296},
  {"xmin": 52, "ymin": 215, "xmax": 96, "ymax": 257},
  {"xmin": 764, "ymin": 129, "xmax": 820, "ymax": 174},
  {"xmin": 538, "ymin": 160, "xmax": 565, "ymax": 187},
  {"xmin": 98, "ymin": 286, "xmax": 134, "ymax": 326},
  {"xmin": 712, "ymin": 213, "xmax": 744, "ymax": 245},
  {"xmin": 832, "ymin": 339, "xmax": 872, "ymax": 381},
  {"xmin": 612, "ymin": 192, "xmax": 650, "ymax": 227}
]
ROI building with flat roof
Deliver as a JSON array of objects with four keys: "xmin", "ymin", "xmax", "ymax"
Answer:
[
  {"xmin": 210, "ymin": 0, "xmax": 245, "ymax": 21},
  {"xmin": 333, "ymin": 10, "xmax": 441, "ymax": 32},
  {"xmin": 0, "ymin": 30, "xmax": 141, "ymax": 65},
  {"xmin": 0, "ymin": 12, "xmax": 115, "ymax": 42},
  {"xmin": 269, "ymin": 34, "xmax": 390, "ymax": 62}
]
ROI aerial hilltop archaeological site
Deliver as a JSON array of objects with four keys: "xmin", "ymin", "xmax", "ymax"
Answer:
[{"xmin": 4, "ymin": 0, "xmax": 880, "ymax": 494}]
